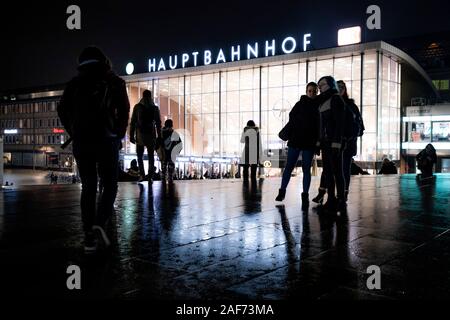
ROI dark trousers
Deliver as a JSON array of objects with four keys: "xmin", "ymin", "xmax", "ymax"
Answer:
[
  {"xmin": 243, "ymin": 164, "xmax": 257, "ymax": 181},
  {"xmin": 320, "ymin": 141, "xmax": 355, "ymax": 193},
  {"xmin": 343, "ymin": 139, "xmax": 357, "ymax": 191},
  {"xmin": 280, "ymin": 147, "xmax": 314, "ymax": 192},
  {"xmin": 321, "ymin": 143, "xmax": 345, "ymax": 200},
  {"xmin": 318, "ymin": 171, "xmax": 327, "ymax": 190},
  {"xmin": 136, "ymin": 143, "xmax": 155, "ymax": 178},
  {"xmin": 73, "ymin": 138, "xmax": 120, "ymax": 234},
  {"xmin": 342, "ymin": 146, "xmax": 353, "ymax": 192}
]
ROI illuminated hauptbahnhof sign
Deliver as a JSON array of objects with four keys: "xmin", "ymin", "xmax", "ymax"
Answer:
[{"xmin": 145, "ymin": 34, "xmax": 312, "ymax": 73}]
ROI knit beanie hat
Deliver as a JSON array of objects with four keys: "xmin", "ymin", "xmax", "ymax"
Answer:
[{"xmin": 78, "ymin": 46, "xmax": 108, "ymax": 67}]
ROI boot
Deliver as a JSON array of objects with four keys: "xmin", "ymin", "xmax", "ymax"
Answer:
[
  {"xmin": 337, "ymin": 198, "xmax": 347, "ymax": 213},
  {"xmin": 323, "ymin": 196, "xmax": 337, "ymax": 212},
  {"xmin": 275, "ymin": 189, "xmax": 286, "ymax": 201},
  {"xmin": 301, "ymin": 192, "xmax": 309, "ymax": 211},
  {"xmin": 312, "ymin": 188, "xmax": 326, "ymax": 205}
]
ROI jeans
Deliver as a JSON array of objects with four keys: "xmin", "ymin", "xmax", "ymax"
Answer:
[
  {"xmin": 280, "ymin": 147, "xmax": 314, "ymax": 193},
  {"xmin": 73, "ymin": 138, "xmax": 120, "ymax": 233},
  {"xmin": 321, "ymin": 143, "xmax": 345, "ymax": 200},
  {"xmin": 136, "ymin": 143, "xmax": 156, "ymax": 178}
]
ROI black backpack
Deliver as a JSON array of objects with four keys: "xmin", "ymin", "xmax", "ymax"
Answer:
[
  {"xmin": 71, "ymin": 78, "xmax": 113, "ymax": 138},
  {"xmin": 344, "ymin": 102, "xmax": 364, "ymax": 140}
]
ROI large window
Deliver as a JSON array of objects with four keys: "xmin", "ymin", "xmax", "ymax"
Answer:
[{"xmin": 122, "ymin": 50, "xmax": 402, "ymax": 165}]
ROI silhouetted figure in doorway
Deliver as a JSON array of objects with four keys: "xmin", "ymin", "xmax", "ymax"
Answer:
[
  {"xmin": 129, "ymin": 90, "xmax": 162, "ymax": 183},
  {"xmin": 240, "ymin": 120, "xmax": 262, "ymax": 183}
]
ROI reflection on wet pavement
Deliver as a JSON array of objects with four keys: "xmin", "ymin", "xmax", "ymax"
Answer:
[{"xmin": 1, "ymin": 174, "xmax": 450, "ymax": 299}]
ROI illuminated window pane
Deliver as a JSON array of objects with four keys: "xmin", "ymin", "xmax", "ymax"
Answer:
[
  {"xmin": 190, "ymin": 75, "xmax": 202, "ymax": 94},
  {"xmin": 308, "ymin": 60, "xmax": 316, "ymax": 82},
  {"xmin": 350, "ymin": 81, "xmax": 361, "ymax": 105},
  {"xmin": 169, "ymin": 78, "xmax": 179, "ymax": 96},
  {"xmin": 202, "ymin": 93, "xmax": 214, "ymax": 114},
  {"xmin": 240, "ymin": 68, "xmax": 254, "ymax": 90},
  {"xmin": 267, "ymin": 113, "xmax": 283, "ymax": 135},
  {"xmin": 189, "ymin": 94, "xmax": 201, "ymax": 114},
  {"xmin": 389, "ymin": 82, "xmax": 398, "ymax": 107},
  {"xmin": 363, "ymin": 53, "xmax": 377, "ymax": 79},
  {"xmin": 267, "ymin": 88, "xmax": 282, "ymax": 111},
  {"xmin": 390, "ymin": 59, "xmax": 398, "ymax": 83},
  {"xmin": 202, "ymin": 74, "xmax": 214, "ymax": 93},
  {"xmin": 225, "ymin": 91, "xmax": 239, "ymax": 113},
  {"xmin": 261, "ymin": 67, "xmax": 269, "ymax": 89},
  {"xmin": 382, "ymin": 55, "xmax": 389, "ymax": 81},
  {"xmin": 361, "ymin": 133, "xmax": 377, "ymax": 161},
  {"xmin": 253, "ymin": 89, "xmax": 260, "ymax": 114},
  {"xmin": 283, "ymin": 63, "xmax": 298, "ymax": 86},
  {"xmin": 363, "ymin": 105, "xmax": 377, "ymax": 133},
  {"xmin": 334, "ymin": 56, "xmax": 352, "ymax": 81},
  {"xmin": 381, "ymin": 80, "xmax": 389, "ymax": 107},
  {"xmin": 227, "ymin": 71, "xmax": 240, "ymax": 91},
  {"xmin": 239, "ymin": 90, "xmax": 253, "ymax": 112},
  {"xmin": 240, "ymin": 112, "xmax": 255, "ymax": 133},
  {"xmin": 283, "ymin": 86, "xmax": 300, "ymax": 109},
  {"xmin": 299, "ymin": 62, "xmax": 307, "ymax": 84},
  {"xmin": 268, "ymin": 65, "xmax": 283, "ymax": 88},
  {"xmin": 316, "ymin": 59, "xmax": 333, "ymax": 79},
  {"xmin": 225, "ymin": 113, "xmax": 240, "ymax": 134},
  {"xmin": 363, "ymin": 79, "xmax": 376, "ymax": 106}
]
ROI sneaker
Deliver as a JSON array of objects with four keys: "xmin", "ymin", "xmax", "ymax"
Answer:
[
  {"xmin": 138, "ymin": 176, "xmax": 145, "ymax": 183},
  {"xmin": 84, "ymin": 232, "xmax": 97, "ymax": 254},
  {"xmin": 92, "ymin": 225, "xmax": 111, "ymax": 248}
]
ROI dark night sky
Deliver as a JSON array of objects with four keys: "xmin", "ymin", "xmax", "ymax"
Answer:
[{"xmin": 1, "ymin": 0, "xmax": 450, "ymax": 91}]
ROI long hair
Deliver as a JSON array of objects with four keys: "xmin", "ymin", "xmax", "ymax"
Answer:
[
  {"xmin": 337, "ymin": 80, "xmax": 350, "ymax": 100},
  {"xmin": 318, "ymin": 76, "xmax": 338, "ymax": 91}
]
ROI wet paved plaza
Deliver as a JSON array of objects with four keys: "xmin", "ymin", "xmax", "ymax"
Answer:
[{"xmin": 1, "ymin": 174, "xmax": 450, "ymax": 300}]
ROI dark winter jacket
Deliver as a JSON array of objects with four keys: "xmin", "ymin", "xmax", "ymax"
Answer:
[
  {"xmin": 129, "ymin": 97, "xmax": 162, "ymax": 146},
  {"xmin": 343, "ymin": 97, "xmax": 364, "ymax": 156},
  {"xmin": 287, "ymin": 95, "xmax": 319, "ymax": 150},
  {"xmin": 416, "ymin": 143, "xmax": 437, "ymax": 169},
  {"xmin": 316, "ymin": 88, "xmax": 346, "ymax": 149},
  {"xmin": 58, "ymin": 63, "xmax": 130, "ymax": 141}
]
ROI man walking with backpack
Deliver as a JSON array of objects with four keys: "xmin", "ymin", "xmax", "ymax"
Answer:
[
  {"xmin": 129, "ymin": 90, "xmax": 162, "ymax": 183},
  {"xmin": 58, "ymin": 46, "xmax": 130, "ymax": 253}
]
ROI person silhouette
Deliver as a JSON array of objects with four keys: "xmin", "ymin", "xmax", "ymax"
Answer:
[{"xmin": 58, "ymin": 46, "xmax": 130, "ymax": 254}]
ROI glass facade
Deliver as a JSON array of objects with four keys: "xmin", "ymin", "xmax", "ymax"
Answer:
[{"xmin": 124, "ymin": 50, "xmax": 402, "ymax": 166}]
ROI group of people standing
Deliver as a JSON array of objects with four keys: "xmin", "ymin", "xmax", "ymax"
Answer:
[
  {"xmin": 57, "ymin": 45, "xmax": 365, "ymax": 253},
  {"xmin": 274, "ymin": 76, "xmax": 365, "ymax": 213}
]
